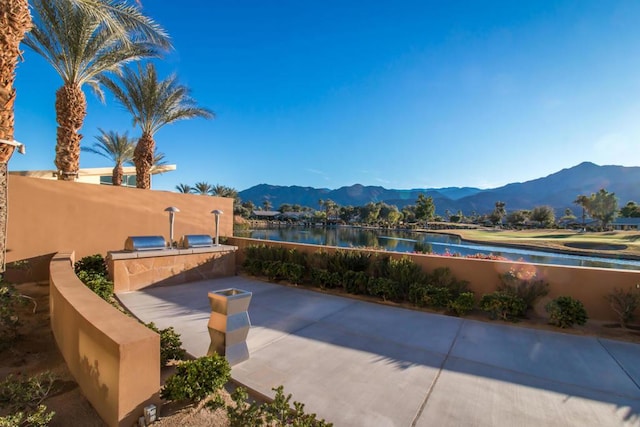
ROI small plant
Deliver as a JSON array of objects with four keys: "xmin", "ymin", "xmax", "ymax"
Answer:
[
  {"xmin": 480, "ymin": 292, "xmax": 526, "ymax": 321},
  {"xmin": 227, "ymin": 387, "xmax": 264, "ymax": 426},
  {"xmin": 448, "ymin": 292, "xmax": 475, "ymax": 316},
  {"xmin": 606, "ymin": 287, "xmax": 640, "ymax": 328},
  {"xmin": 0, "ymin": 283, "xmax": 23, "ymax": 342},
  {"xmin": 367, "ymin": 277, "xmax": 397, "ymax": 301},
  {"xmin": 427, "ymin": 267, "xmax": 469, "ymax": 297},
  {"xmin": 0, "ymin": 404, "xmax": 54, "ymax": 427},
  {"xmin": 423, "ymin": 286, "xmax": 452, "ymax": 309},
  {"xmin": 309, "ymin": 269, "xmax": 340, "ymax": 289},
  {"xmin": 226, "ymin": 386, "xmax": 333, "ymax": 426},
  {"xmin": 160, "ymin": 355, "xmax": 231, "ymax": 403},
  {"xmin": 75, "ymin": 271, "xmax": 114, "ymax": 302},
  {"xmin": 74, "ymin": 254, "xmax": 108, "ymax": 277},
  {"xmin": 146, "ymin": 322, "xmax": 187, "ymax": 365},
  {"xmin": 0, "ymin": 372, "xmax": 56, "ymax": 426},
  {"xmin": 545, "ymin": 296, "xmax": 588, "ymax": 328},
  {"xmin": 498, "ymin": 267, "xmax": 549, "ymax": 310},
  {"xmin": 74, "ymin": 254, "xmax": 114, "ymax": 302}
]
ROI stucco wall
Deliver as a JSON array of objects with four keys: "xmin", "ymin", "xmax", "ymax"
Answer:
[
  {"xmin": 6, "ymin": 175, "xmax": 233, "ymax": 282},
  {"xmin": 108, "ymin": 247, "xmax": 238, "ymax": 292},
  {"xmin": 49, "ymin": 252, "xmax": 160, "ymax": 427},
  {"xmin": 227, "ymin": 237, "xmax": 640, "ymax": 322}
]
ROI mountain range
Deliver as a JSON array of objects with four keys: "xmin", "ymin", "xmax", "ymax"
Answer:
[{"xmin": 238, "ymin": 162, "xmax": 640, "ymax": 215}]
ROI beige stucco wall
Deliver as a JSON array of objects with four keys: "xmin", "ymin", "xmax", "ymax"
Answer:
[
  {"xmin": 227, "ymin": 237, "xmax": 640, "ymax": 322},
  {"xmin": 108, "ymin": 247, "xmax": 238, "ymax": 292},
  {"xmin": 6, "ymin": 175, "xmax": 233, "ymax": 282},
  {"xmin": 49, "ymin": 252, "xmax": 160, "ymax": 427}
]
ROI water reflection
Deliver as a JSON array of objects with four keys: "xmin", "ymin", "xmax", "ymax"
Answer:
[{"xmin": 237, "ymin": 226, "xmax": 640, "ymax": 271}]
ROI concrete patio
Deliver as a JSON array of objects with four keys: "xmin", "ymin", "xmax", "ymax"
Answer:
[{"xmin": 117, "ymin": 276, "xmax": 640, "ymax": 426}]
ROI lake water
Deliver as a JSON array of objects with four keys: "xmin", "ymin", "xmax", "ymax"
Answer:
[{"xmin": 236, "ymin": 226, "xmax": 640, "ymax": 271}]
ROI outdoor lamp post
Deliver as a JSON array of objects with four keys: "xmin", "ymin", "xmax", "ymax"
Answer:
[
  {"xmin": 211, "ymin": 209, "xmax": 223, "ymax": 246},
  {"xmin": 164, "ymin": 206, "xmax": 180, "ymax": 248}
]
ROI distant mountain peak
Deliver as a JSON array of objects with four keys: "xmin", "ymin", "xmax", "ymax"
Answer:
[{"xmin": 238, "ymin": 163, "xmax": 640, "ymax": 214}]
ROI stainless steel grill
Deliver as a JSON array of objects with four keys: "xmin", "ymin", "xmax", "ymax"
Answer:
[
  {"xmin": 181, "ymin": 234, "xmax": 213, "ymax": 248},
  {"xmin": 124, "ymin": 236, "xmax": 167, "ymax": 251}
]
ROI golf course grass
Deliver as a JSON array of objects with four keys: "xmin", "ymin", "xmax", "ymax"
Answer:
[{"xmin": 431, "ymin": 229, "xmax": 640, "ymax": 260}]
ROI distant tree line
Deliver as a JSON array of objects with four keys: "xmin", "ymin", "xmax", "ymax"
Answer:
[{"xmin": 176, "ymin": 184, "xmax": 639, "ymax": 231}]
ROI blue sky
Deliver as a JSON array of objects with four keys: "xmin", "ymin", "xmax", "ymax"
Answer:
[{"xmin": 11, "ymin": 0, "xmax": 640, "ymax": 192}]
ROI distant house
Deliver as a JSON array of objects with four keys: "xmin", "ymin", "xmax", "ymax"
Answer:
[
  {"xmin": 10, "ymin": 165, "xmax": 176, "ymax": 189},
  {"xmin": 250, "ymin": 210, "xmax": 281, "ymax": 220},
  {"xmin": 612, "ymin": 218, "xmax": 640, "ymax": 231}
]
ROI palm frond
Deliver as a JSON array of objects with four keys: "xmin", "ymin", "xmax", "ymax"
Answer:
[
  {"xmin": 82, "ymin": 128, "xmax": 135, "ymax": 164},
  {"xmin": 99, "ymin": 62, "xmax": 214, "ymax": 137}
]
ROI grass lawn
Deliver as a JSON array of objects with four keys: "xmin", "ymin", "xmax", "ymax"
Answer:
[{"xmin": 431, "ymin": 228, "xmax": 640, "ymax": 259}]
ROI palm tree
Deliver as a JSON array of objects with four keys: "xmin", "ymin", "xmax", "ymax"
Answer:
[
  {"xmin": 193, "ymin": 182, "xmax": 214, "ymax": 196},
  {"xmin": 176, "ymin": 183, "xmax": 193, "ymax": 194},
  {"xmin": 100, "ymin": 62, "xmax": 214, "ymax": 189},
  {"xmin": 81, "ymin": 128, "xmax": 135, "ymax": 186},
  {"xmin": 0, "ymin": 0, "xmax": 31, "ymax": 272},
  {"xmin": 212, "ymin": 184, "xmax": 238, "ymax": 198},
  {"xmin": 24, "ymin": 0, "xmax": 168, "ymax": 181},
  {"xmin": 175, "ymin": 183, "xmax": 192, "ymax": 194},
  {"xmin": 149, "ymin": 151, "xmax": 168, "ymax": 174},
  {"xmin": 573, "ymin": 195, "xmax": 590, "ymax": 229}
]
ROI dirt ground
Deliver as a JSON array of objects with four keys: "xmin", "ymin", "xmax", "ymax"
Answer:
[
  {"xmin": 0, "ymin": 282, "xmax": 232, "ymax": 427},
  {"xmin": 1, "ymin": 280, "xmax": 638, "ymax": 427}
]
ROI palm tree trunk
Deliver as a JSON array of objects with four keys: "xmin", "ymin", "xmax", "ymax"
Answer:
[
  {"xmin": 112, "ymin": 163, "xmax": 123, "ymax": 186},
  {"xmin": 55, "ymin": 84, "xmax": 86, "ymax": 180},
  {"xmin": 134, "ymin": 133, "xmax": 154, "ymax": 189},
  {"xmin": 0, "ymin": 0, "xmax": 32, "ymax": 272}
]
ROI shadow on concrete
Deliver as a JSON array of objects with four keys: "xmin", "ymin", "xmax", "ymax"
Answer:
[{"xmin": 119, "ymin": 276, "xmax": 640, "ymax": 424}]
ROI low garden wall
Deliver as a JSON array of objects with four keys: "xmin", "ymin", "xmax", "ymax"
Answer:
[
  {"xmin": 49, "ymin": 252, "xmax": 161, "ymax": 427},
  {"xmin": 107, "ymin": 245, "xmax": 238, "ymax": 292},
  {"xmin": 226, "ymin": 237, "xmax": 640, "ymax": 322}
]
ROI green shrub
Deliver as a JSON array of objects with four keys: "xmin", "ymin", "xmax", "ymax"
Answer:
[
  {"xmin": 0, "ymin": 281, "xmax": 26, "ymax": 343},
  {"xmin": 498, "ymin": 268, "xmax": 549, "ymax": 310},
  {"xmin": 0, "ymin": 404, "xmax": 54, "ymax": 427},
  {"xmin": 340, "ymin": 270, "xmax": 370, "ymax": 294},
  {"xmin": 308, "ymin": 250, "xmax": 330, "ymax": 271},
  {"xmin": 309, "ymin": 269, "xmax": 340, "ymax": 289},
  {"xmin": 242, "ymin": 258, "xmax": 264, "ymax": 276},
  {"xmin": 480, "ymin": 292, "xmax": 526, "ymax": 321},
  {"xmin": 423, "ymin": 286, "xmax": 452, "ymax": 309},
  {"xmin": 386, "ymin": 257, "xmax": 425, "ymax": 301},
  {"xmin": 545, "ymin": 296, "xmax": 588, "ymax": 328},
  {"xmin": 160, "ymin": 355, "xmax": 231, "ymax": 403},
  {"xmin": 408, "ymin": 282, "xmax": 429, "ymax": 307},
  {"xmin": 367, "ymin": 277, "xmax": 397, "ymax": 301},
  {"xmin": 227, "ymin": 387, "xmax": 264, "ymax": 426},
  {"xmin": 76, "ymin": 270, "xmax": 114, "ymax": 301},
  {"xmin": 74, "ymin": 254, "xmax": 108, "ymax": 277},
  {"xmin": 327, "ymin": 250, "xmax": 371, "ymax": 274},
  {"xmin": 146, "ymin": 322, "xmax": 187, "ymax": 365},
  {"xmin": 427, "ymin": 267, "xmax": 469, "ymax": 297},
  {"xmin": 282, "ymin": 263, "xmax": 305, "ymax": 284},
  {"xmin": 606, "ymin": 287, "xmax": 640, "ymax": 328},
  {"xmin": 0, "ymin": 372, "xmax": 56, "ymax": 426},
  {"xmin": 227, "ymin": 386, "xmax": 333, "ymax": 427},
  {"xmin": 448, "ymin": 292, "xmax": 475, "ymax": 316}
]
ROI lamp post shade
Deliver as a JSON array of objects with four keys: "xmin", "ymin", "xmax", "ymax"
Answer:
[
  {"xmin": 211, "ymin": 210, "xmax": 223, "ymax": 246},
  {"xmin": 164, "ymin": 207, "xmax": 180, "ymax": 247}
]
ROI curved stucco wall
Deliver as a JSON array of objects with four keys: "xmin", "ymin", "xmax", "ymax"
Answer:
[
  {"xmin": 6, "ymin": 175, "xmax": 233, "ymax": 282},
  {"xmin": 227, "ymin": 237, "xmax": 640, "ymax": 322},
  {"xmin": 49, "ymin": 252, "xmax": 160, "ymax": 427}
]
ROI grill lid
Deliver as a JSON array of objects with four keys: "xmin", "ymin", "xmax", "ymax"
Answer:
[
  {"xmin": 181, "ymin": 234, "xmax": 213, "ymax": 248},
  {"xmin": 124, "ymin": 236, "xmax": 167, "ymax": 251}
]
